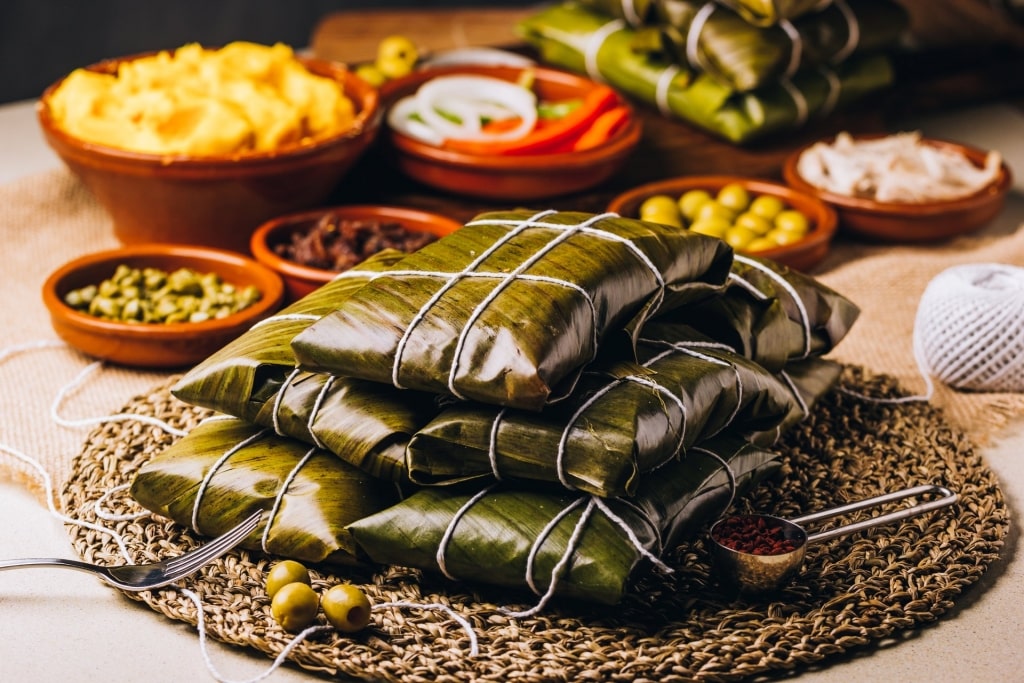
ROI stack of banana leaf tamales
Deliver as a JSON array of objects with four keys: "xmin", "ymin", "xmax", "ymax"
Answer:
[
  {"xmin": 130, "ymin": 209, "xmax": 859, "ymax": 605},
  {"xmin": 518, "ymin": 0, "xmax": 909, "ymax": 143}
]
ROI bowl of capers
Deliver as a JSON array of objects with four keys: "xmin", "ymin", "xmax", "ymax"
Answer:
[
  {"xmin": 42, "ymin": 244, "xmax": 285, "ymax": 368},
  {"xmin": 607, "ymin": 175, "xmax": 838, "ymax": 273}
]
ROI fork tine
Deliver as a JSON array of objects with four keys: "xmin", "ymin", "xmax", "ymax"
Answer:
[{"xmin": 163, "ymin": 510, "xmax": 262, "ymax": 575}]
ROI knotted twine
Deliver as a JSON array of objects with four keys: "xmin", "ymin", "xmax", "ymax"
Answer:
[{"xmin": 914, "ymin": 263, "xmax": 1024, "ymax": 392}]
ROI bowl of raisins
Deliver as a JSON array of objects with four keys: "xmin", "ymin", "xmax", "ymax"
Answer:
[{"xmin": 250, "ymin": 205, "xmax": 463, "ymax": 302}]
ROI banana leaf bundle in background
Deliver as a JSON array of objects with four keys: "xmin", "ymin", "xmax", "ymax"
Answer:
[
  {"xmin": 719, "ymin": 0, "xmax": 839, "ymax": 26},
  {"xmin": 517, "ymin": 3, "xmax": 896, "ymax": 143},
  {"xmin": 291, "ymin": 209, "xmax": 733, "ymax": 411},
  {"xmin": 639, "ymin": 253, "xmax": 860, "ymax": 373},
  {"xmin": 405, "ymin": 335, "xmax": 798, "ymax": 496},
  {"xmin": 643, "ymin": 0, "xmax": 908, "ymax": 92},
  {"xmin": 130, "ymin": 418, "xmax": 401, "ymax": 566},
  {"xmin": 171, "ymin": 251, "xmax": 440, "ymax": 482},
  {"xmin": 578, "ymin": 0, "xmax": 835, "ymax": 27},
  {"xmin": 349, "ymin": 435, "xmax": 781, "ymax": 605}
]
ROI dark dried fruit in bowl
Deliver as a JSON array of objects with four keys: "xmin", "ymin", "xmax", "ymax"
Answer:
[{"xmin": 275, "ymin": 213, "xmax": 438, "ymax": 271}]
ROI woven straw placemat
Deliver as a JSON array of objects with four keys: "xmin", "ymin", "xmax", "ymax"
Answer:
[{"xmin": 59, "ymin": 365, "xmax": 1007, "ymax": 683}]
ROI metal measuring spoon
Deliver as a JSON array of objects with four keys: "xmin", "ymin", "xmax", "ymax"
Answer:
[{"xmin": 708, "ymin": 484, "xmax": 959, "ymax": 594}]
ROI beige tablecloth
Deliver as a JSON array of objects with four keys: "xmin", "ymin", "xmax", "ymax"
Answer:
[{"xmin": 3, "ymin": 168, "xmax": 1024, "ymax": 497}]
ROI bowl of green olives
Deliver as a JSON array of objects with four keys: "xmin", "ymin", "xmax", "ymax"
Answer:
[
  {"xmin": 607, "ymin": 175, "xmax": 838, "ymax": 272},
  {"xmin": 43, "ymin": 244, "xmax": 285, "ymax": 368}
]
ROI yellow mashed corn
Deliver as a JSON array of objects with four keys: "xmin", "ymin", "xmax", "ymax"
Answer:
[{"xmin": 47, "ymin": 42, "xmax": 357, "ymax": 156}]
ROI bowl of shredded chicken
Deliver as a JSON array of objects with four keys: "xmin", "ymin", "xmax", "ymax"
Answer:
[{"xmin": 783, "ymin": 131, "xmax": 1012, "ymax": 242}]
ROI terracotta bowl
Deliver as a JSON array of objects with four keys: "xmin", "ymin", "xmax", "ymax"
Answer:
[
  {"xmin": 250, "ymin": 204, "xmax": 463, "ymax": 302},
  {"xmin": 782, "ymin": 135, "xmax": 1013, "ymax": 242},
  {"xmin": 43, "ymin": 244, "xmax": 285, "ymax": 368},
  {"xmin": 379, "ymin": 64, "xmax": 642, "ymax": 201},
  {"xmin": 608, "ymin": 175, "xmax": 838, "ymax": 272},
  {"xmin": 37, "ymin": 51, "xmax": 381, "ymax": 253}
]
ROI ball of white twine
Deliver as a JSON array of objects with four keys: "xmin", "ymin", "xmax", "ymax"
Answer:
[{"xmin": 913, "ymin": 263, "xmax": 1024, "ymax": 392}]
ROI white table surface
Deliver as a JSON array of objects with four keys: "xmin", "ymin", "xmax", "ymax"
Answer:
[{"xmin": 1, "ymin": 97, "xmax": 1023, "ymax": 683}]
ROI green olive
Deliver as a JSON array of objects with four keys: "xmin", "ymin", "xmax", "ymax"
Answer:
[
  {"xmin": 270, "ymin": 582, "xmax": 320, "ymax": 633},
  {"xmin": 746, "ymin": 236, "xmax": 780, "ymax": 252},
  {"xmin": 774, "ymin": 209, "xmax": 810, "ymax": 235},
  {"xmin": 376, "ymin": 35, "xmax": 419, "ymax": 80},
  {"xmin": 639, "ymin": 194, "xmax": 683, "ymax": 227},
  {"xmin": 266, "ymin": 560, "xmax": 311, "ymax": 599},
  {"xmin": 716, "ymin": 183, "xmax": 751, "ymax": 213},
  {"xmin": 695, "ymin": 200, "xmax": 735, "ymax": 224},
  {"xmin": 688, "ymin": 216, "xmax": 731, "ymax": 239},
  {"xmin": 749, "ymin": 194, "xmax": 785, "ymax": 221},
  {"xmin": 734, "ymin": 211, "xmax": 773, "ymax": 236},
  {"xmin": 355, "ymin": 63, "xmax": 387, "ymax": 88},
  {"xmin": 766, "ymin": 228, "xmax": 804, "ymax": 246},
  {"xmin": 724, "ymin": 225, "xmax": 757, "ymax": 250},
  {"xmin": 677, "ymin": 189, "xmax": 712, "ymax": 221},
  {"xmin": 322, "ymin": 584, "xmax": 373, "ymax": 633}
]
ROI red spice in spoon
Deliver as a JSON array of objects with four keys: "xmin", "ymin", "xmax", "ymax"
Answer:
[{"xmin": 711, "ymin": 515, "xmax": 800, "ymax": 556}]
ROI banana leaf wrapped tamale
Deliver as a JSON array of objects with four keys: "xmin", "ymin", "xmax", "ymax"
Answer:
[
  {"xmin": 517, "ymin": 3, "xmax": 895, "ymax": 143},
  {"xmin": 575, "ymin": 0, "xmax": 836, "ymax": 27},
  {"xmin": 291, "ymin": 209, "xmax": 733, "ymax": 411},
  {"xmin": 171, "ymin": 251, "xmax": 441, "ymax": 482},
  {"xmin": 639, "ymin": 253, "xmax": 860, "ymax": 373},
  {"xmin": 130, "ymin": 418, "xmax": 401, "ymax": 566},
  {"xmin": 579, "ymin": 0, "xmax": 906, "ymax": 92},
  {"xmin": 719, "ymin": 0, "xmax": 839, "ymax": 27},
  {"xmin": 349, "ymin": 435, "xmax": 781, "ymax": 605},
  {"xmin": 405, "ymin": 336, "xmax": 797, "ymax": 496}
]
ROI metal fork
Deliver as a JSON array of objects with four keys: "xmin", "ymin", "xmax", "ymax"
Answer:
[{"xmin": 0, "ymin": 510, "xmax": 262, "ymax": 591}]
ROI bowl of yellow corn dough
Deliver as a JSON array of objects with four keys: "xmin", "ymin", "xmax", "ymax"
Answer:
[{"xmin": 37, "ymin": 41, "xmax": 382, "ymax": 252}]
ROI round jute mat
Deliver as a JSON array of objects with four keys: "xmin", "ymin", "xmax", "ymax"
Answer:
[{"xmin": 60, "ymin": 366, "xmax": 1008, "ymax": 682}]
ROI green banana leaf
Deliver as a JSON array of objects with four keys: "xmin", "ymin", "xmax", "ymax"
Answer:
[
  {"xmin": 130, "ymin": 417, "xmax": 401, "ymax": 566},
  {"xmin": 576, "ymin": 0, "xmax": 654, "ymax": 26},
  {"xmin": 405, "ymin": 335, "xmax": 797, "ymax": 496},
  {"xmin": 517, "ymin": 3, "xmax": 895, "ymax": 143},
  {"xmin": 641, "ymin": 0, "xmax": 907, "ymax": 92},
  {"xmin": 718, "ymin": 0, "xmax": 841, "ymax": 27},
  {"xmin": 577, "ymin": 0, "xmax": 873, "ymax": 30},
  {"xmin": 638, "ymin": 253, "xmax": 860, "ymax": 373},
  {"xmin": 171, "ymin": 250, "xmax": 440, "ymax": 482},
  {"xmin": 348, "ymin": 434, "xmax": 781, "ymax": 605},
  {"xmin": 291, "ymin": 209, "xmax": 733, "ymax": 411}
]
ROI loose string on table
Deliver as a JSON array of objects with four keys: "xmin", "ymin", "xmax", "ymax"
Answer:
[{"xmin": 0, "ymin": 339, "xmax": 481, "ymax": 681}]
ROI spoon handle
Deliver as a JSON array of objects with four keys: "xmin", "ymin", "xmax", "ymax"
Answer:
[{"xmin": 790, "ymin": 484, "xmax": 959, "ymax": 545}]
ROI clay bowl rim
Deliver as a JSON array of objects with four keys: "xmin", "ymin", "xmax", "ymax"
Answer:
[
  {"xmin": 249, "ymin": 204, "xmax": 465, "ymax": 287},
  {"xmin": 607, "ymin": 174, "xmax": 839, "ymax": 266},
  {"xmin": 781, "ymin": 133, "xmax": 1013, "ymax": 219},
  {"xmin": 36, "ymin": 50, "xmax": 382, "ymax": 171},
  {"xmin": 379, "ymin": 63, "xmax": 642, "ymax": 172},
  {"xmin": 42, "ymin": 244, "xmax": 286, "ymax": 342}
]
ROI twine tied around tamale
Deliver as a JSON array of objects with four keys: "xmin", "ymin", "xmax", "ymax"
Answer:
[
  {"xmin": 432, "ymin": 480, "xmax": 679, "ymax": 618},
  {"xmin": 616, "ymin": 0, "xmax": 645, "ymax": 27},
  {"xmin": 732, "ymin": 254, "xmax": 814, "ymax": 358},
  {"xmin": 583, "ymin": 18, "xmax": 626, "ymax": 83}
]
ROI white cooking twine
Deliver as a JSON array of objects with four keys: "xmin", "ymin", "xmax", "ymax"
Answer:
[{"xmin": 913, "ymin": 263, "xmax": 1024, "ymax": 392}]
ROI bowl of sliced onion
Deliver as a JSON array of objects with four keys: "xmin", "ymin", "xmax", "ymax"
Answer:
[
  {"xmin": 783, "ymin": 132, "xmax": 1013, "ymax": 242},
  {"xmin": 380, "ymin": 64, "xmax": 642, "ymax": 201}
]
